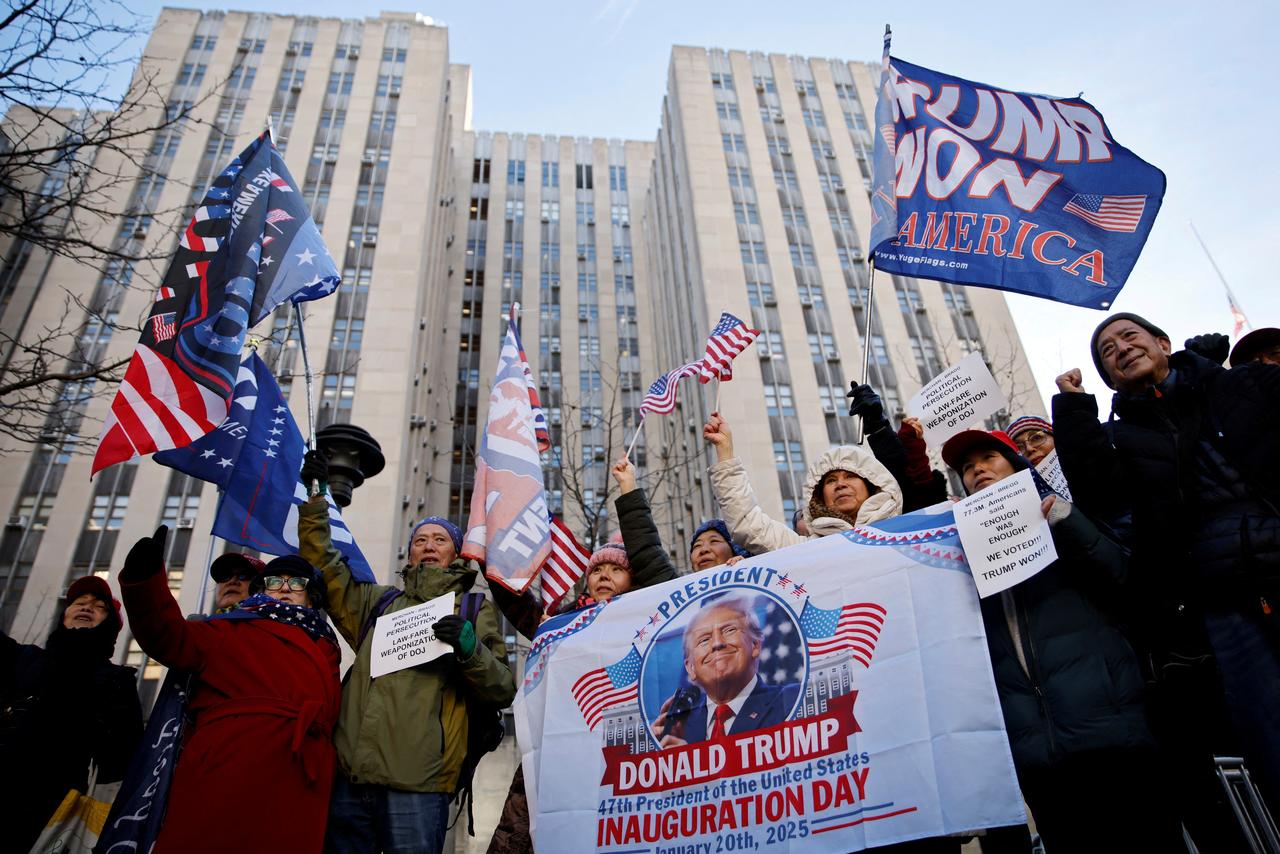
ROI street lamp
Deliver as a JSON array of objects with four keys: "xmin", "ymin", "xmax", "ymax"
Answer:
[{"xmin": 316, "ymin": 423, "xmax": 385, "ymax": 507}]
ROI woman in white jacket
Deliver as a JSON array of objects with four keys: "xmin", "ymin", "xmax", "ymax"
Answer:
[{"xmin": 703, "ymin": 412, "xmax": 904, "ymax": 553}]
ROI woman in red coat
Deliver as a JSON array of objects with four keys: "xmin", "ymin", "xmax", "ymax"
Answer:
[{"xmin": 119, "ymin": 526, "xmax": 341, "ymax": 853}]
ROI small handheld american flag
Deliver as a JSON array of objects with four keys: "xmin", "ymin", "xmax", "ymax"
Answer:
[
  {"xmin": 639, "ymin": 362, "xmax": 701, "ymax": 416},
  {"xmin": 697, "ymin": 312, "xmax": 761, "ymax": 383}
]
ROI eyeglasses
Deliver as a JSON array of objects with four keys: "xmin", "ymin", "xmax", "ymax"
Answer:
[
  {"xmin": 1013, "ymin": 430, "xmax": 1052, "ymax": 452},
  {"xmin": 262, "ymin": 575, "xmax": 309, "ymax": 592}
]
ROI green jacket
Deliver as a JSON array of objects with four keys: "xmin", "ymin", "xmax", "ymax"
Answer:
[{"xmin": 298, "ymin": 499, "xmax": 516, "ymax": 793}]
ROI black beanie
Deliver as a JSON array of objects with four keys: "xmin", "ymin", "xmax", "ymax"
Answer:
[{"xmin": 1090, "ymin": 312, "xmax": 1170, "ymax": 389}]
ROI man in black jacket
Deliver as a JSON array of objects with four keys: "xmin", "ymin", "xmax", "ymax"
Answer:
[{"xmin": 1053, "ymin": 312, "xmax": 1280, "ymax": 825}]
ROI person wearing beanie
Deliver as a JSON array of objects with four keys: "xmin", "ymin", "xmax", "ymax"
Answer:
[
  {"xmin": 688, "ymin": 519, "xmax": 751, "ymax": 572},
  {"xmin": 1052, "ymin": 312, "xmax": 1280, "ymax": 839},
  {"xmin": 117, "ymin": 527, "xmax": 340, "ymax": 853},
  {"xmin": 295, "ymin": 450, "xmax": 514, "ymax": 853},
  {"xmin": 1005, "ymin": 415, "xmax": 1055, "ymax": 467},
  {"xmin": 1, "ymin": 575, "xmax": 143, "ymax": 852},
  {"xmin": 942, "ymin": 430, "xmax": 1182, "ymax": 851},
  {"xmin": 703, "ymin": 411, "xmax": 903, "ymax": 555}
]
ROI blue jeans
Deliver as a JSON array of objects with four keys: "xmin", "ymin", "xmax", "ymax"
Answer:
[{"xmin": 326, "ymin": 773, "xmax": 451, "ymax": 854}]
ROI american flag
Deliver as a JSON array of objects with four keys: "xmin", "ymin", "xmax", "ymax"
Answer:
[
  {"xmin": 511, "ymin": 304, "xmax": 551, "ymax": 452},
  {"xmin": 541, "ymin": 515, "xmax": 591, "ymax": 610},
  {"xmin": 1062, "ymin": 193, "xmax": 1146, "ymax": 233},
  {"xmin": 639, "ymin": 362, "xmax": 701, "ymax": 416},
  {"xmin": 1228, "ymin": 291, "xmax": 1251, "ymax": 339},
  {"xmin": 697, "ymin": 312, "xmax": 761, "ymax": 383},
  {"xmin": 150, "ymin": 312, "xmax": 176, "ymax": 343},
  {"xmin": 572, "ymin": 646, "xmax": 642, "ymax": 730},
  {"xmin": 799, "ymin": 600, "xmax": 887, "ymax": 666}
]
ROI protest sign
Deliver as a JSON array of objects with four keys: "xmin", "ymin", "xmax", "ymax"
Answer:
[
  {"xmin": 1035, "ymin": 449, "xmax": 1073, "ymax": 501},
  {"xmin": 517, "ymin": 507, "xmax": 1025, "ymax": 852},
  {"xmin": 954, "ymin": 469, "xmax": 1057, "ymax": 598},
  {"xmin": 369, "ymin": 592, "xmax": 454, "ymax": 678},
  {"xmin": 907, "ymin": 351, "xmax": 1007, "ymax": 445}
]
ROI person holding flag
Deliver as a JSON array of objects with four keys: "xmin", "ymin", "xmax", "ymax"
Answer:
[{"xmin": 297, "ymin": 456, "xmax": 515, "ymax": 852}]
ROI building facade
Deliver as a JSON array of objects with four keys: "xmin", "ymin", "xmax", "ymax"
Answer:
[{"xmin": 0, "ymin": 11, "xmax": 1040, "ymax": 848}]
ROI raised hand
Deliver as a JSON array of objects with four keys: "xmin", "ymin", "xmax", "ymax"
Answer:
[
  {"xmin": 703, "ymin": 412, "xmax": 735, "ymax": 461},
  {"xmin": 1055, "ymin": 368, "xmax": 1085, "ymax": 394},
  {"xmin": 121, "ymin": 525, "xmax": 170, "ymax": 582},
  {"xmin": 611, "ymin": 457, "xmax": 637, "ymax": 494}
]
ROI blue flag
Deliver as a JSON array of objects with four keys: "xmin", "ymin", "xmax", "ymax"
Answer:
[
  {"xmin": 94, "ymin": 130, "xmax": 339, "ymax": 474},
  {"xmin": 868, "ymin": 54, "xmax": 1165, "ymax": 309},
  {"xmin": 156, "ymin": 352, "xmax": 375, "ymax": 582}
]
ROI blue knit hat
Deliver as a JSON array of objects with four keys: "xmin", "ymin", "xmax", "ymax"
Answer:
[
  {"xmin": 408, "ymin": 516, "xmax": 463, "ymax": 555},
  {"xmin": 689, "ymin": 519, "xmax": 751, "ymax": 559}
]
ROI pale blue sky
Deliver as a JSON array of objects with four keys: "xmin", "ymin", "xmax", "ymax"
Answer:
[{"xmin": 122, "ymin": 0, "xmax": 1279, "ymax": 409}]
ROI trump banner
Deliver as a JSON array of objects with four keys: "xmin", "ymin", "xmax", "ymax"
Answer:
[
  {"xmin": 517, "ymin": 507, "xmax": 1025, "ymax": 852},
  {"xmin": 868, "ymin": 45, "xmax": 1165, "ymax": 309},
  {"xmin": 462, "ymin": 303, "xmax": 552, "ymax": 592}
]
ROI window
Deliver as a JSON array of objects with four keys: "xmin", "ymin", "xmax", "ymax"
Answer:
[
  {"xmin": 722, "ymin": 134, "xmax": 747, "ymax": 153},
  {"xmin": 542, "ymin": 161, "xmax": 559, "ymax": 187},
  {"xmin": 575, "ymin": 163, "xmax": 593, "ymax": 189},
  {"xmin": 763, "ymin": 384, "xmax": 795, "ymax": 416},
  {"xmin": 739, "ymin": 241, "xmax": 767, "ymax": 264},
  {"xmin": 608, "ymin": 165, "xmax": 627, "ymax": 191},
  {"xmin": 774, "ymin": 441, "xmax": 804, "ymax": 472},
  {"xmin": 506, "ymin": 159, "xmax": 526, "ymax": 185},
  {"xmin": 540, "ymin": 200, "xmax": 559, "ymax": 222}
]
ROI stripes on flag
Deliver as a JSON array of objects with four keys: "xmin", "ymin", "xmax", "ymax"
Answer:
[
  {"xmin": 799, "ymin": 600, "xmax": 887, "ymax": 666},
  {"xmin": 1062, "ymin": 194, "xmax": 1146, "ymax": 233},
  {"xmin": 697, "ymin": 312, "xmax": 761, "ymax": 383},
  {"xmin": 639, "ymin": 362, "xmax": 701, "ymax": 416},
  {"xmin": 541, "ymin": 515, "xmax": 591, "ymax": 610},
  {"xmin": 572, "ymin": 646, "xmax": 642, "ymax": 730}
]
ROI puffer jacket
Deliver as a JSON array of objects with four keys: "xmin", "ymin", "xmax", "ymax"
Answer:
[
  {"xmin": 1053, "ymin": 352, "xmax": 1280, "ymax": 612},
  {"xmin": 298, "ymin": 499, "xmax": 515, "ymax": 794},
  {"xmin": 709, "ymin": 445, "xmax": 903, "ymax": 554},
  {"xmin": 981, "ymin": 504, "xmax": 1154, "ymax": 771}
]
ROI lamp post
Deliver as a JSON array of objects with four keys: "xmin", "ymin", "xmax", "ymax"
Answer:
[{"xmin": 316, "ymin": 423, "xmax": 385, "ymax": 507}]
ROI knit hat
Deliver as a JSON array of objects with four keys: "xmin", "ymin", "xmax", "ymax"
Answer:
[
  {"xmin": 65, "ymin": 575, "xmax": 123, "ymax": 632},
  {"xmin": 254, "ymin": 555, "xmax": 327, "ymax": 611},
  {"xmin": 1090, "ymin": 312, "xmax": 1170, "ymax": 389},
  {"xmin": 1005, "ymin": 415, "xmax": 1053, "ymax": 441},
  {"xmin": 587, "ymin": 542, "xmax": 631, "ymax": 574},
  {"xmin": 408, "ymin": 516, "xmax": 463, "ymax": 555},
  {"xmin": 1229, "ymin": 327, "xmax": 1280, "ymax": 367},
  {"xmin": 689, "ymin": 519, "xmax": 752, "ymax": 559}
]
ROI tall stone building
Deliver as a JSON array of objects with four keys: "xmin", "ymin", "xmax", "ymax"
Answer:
[{"xmin": 0, "ymin": 9, "xmax": 1039, "ymax": 847}]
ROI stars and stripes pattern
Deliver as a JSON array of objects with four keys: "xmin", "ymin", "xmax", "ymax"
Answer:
[
  {"xmin": 92, "ymin": 130, "xmax": 340, "ymax": 475},
  {"xmin": 572, "ymin": 646, "xmax": 642, "ymax": 730},
  {"xmin": 639, "ymin": 362, "xmax": 700, "ymax": 416},
  {"xmin": 696, "ymin": 312, "xmax": 761, "ymax": 383},
  {"xmin": 799, "ymin": 600, "xmax": 887, "ymax": 666},
  {"xmin": 541, "ymin": 515, "xmax": 591, "ymax": 610},
  {"xmin": 1062, "ymin": 193, "xmax": 1146, "ymax": 233}
]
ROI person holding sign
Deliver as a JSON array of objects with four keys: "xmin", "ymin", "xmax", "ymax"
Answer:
[
  {"xmin": 117, "ymin": 527, "xmax": 341, "ymax": 854},
  {"xmin": 296, "ymin": 452, "xmax": 515, "ymax": 854},
  {"xmin": 941, "ymin": 430, "xmax": 1182, "ymax": 851},
  {"xmin": 703, "ymin": 412, "xmax": 903, "ymax": 553}
]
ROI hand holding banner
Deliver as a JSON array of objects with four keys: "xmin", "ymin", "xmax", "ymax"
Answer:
[
  {"xmin": 954, "ymin": 469, "xmax": 1057, "ymax": 598},
  {"xmin": 907, "ymin": 351, "xmax": 1007, "ymax": 446}
]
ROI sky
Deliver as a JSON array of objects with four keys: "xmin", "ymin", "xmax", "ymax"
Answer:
[{"xmin": 120, "ymin": 0, "xmax": 1279, "ymax": 411}]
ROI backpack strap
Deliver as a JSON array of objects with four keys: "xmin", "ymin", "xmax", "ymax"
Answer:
[{"xmin": 356, "ymin": 588, "xmax": 403, "ymax": 650}]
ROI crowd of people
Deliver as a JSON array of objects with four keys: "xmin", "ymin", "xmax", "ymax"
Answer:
[{"xmin": 1, "ymin": 317, "xmax": 1276, "ymax": 853}]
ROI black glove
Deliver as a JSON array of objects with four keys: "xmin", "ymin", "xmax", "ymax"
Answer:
[
  {"xmin": 846, "ymin": 382, "xmax": 888, "ymax": 431},
  {"xmin": 121, "ymin": 525, "xmax": 169, "ymax": 583},
  {"xmin": 300, "ymin": 448, "xmax": 329, "ymax": 486},
  {"xmin": 1184, "ymin": 333, "xmax": 1230, "ymax": 365},
  {"xmin": 432, "ymin": 614, "xmax": 476, "ymax": 658}
]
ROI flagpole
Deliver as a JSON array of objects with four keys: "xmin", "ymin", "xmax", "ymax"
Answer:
[
  {"xmin": 194, "ymin": 531, "xmax": 220, "ymax": 616},
  {"xmin": 294, "ymin": 302, "xmax": 317, "ymax": 451},
  {"xmin": 624, "ymin": 416, "xmax": 645, "ymax": 461},
  {"xmin": 854, "ymin": 259, "xmax": 879, "ymax": 445},
  {"xmin": 1189, "ymin": 219, "xmax": 1251, "ymax": 334}
]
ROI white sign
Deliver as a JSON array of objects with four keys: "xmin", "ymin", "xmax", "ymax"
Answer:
[
  {"xmin": 516, "ymin": 506, "xmax": 1026, "ymax": 852},
  {"xmin": 1035, "ymin": 449, "xmax": 1073, "ymax": 502},
  {"xmin": 907, "ymin": 351, "xmax": 1007, "ymax": 445},
  {"xmin": 954, "ymin": 469, "xmax": 1057, "ymax": 598},
  {"xmin": 369, "ymin": 592, "xmax": 455, "ymax": 678}
]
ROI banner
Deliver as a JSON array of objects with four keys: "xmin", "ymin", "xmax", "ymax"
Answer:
[
  {"xmin": 517, "ymin": 507, "xmax": 1025, "ymax": 852},
  {"xmin": 869, "ymin": 55, "xmax": 1165, "ymax": 309}
]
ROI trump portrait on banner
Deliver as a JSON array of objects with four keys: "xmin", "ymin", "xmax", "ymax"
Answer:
[{"xmin": 652, "ymin": 596, "xmax": 800, "ymax": 748}]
